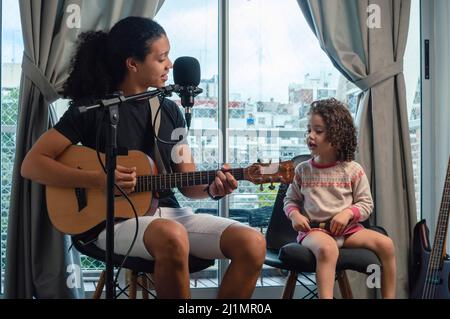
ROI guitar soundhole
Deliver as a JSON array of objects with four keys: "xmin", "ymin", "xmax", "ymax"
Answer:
[{"xmin": 75, "ymin": 188, "xmax": 87, "ymax": 212}]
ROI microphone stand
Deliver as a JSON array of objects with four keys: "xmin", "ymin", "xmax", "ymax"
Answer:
[
  {"xmin": 176, "ymin": 86, "xmax": 203, "ymax": 129},
  {"xmin": 77, "ymin": 85, "xmax": 178, "ymax": 299}
]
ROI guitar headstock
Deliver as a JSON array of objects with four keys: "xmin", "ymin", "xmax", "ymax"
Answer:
[{"xmin": 245, "ymin": 160, "xmax": 295, "ymax": 188}]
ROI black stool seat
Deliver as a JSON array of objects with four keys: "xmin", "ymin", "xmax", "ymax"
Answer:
[
  {"xmin": 72, "ymin": 237, "xmax": 215, "ymax": 274},
  {"xmin": 279, "ymin": 244, "xmax": 381, "ymax": 273}
]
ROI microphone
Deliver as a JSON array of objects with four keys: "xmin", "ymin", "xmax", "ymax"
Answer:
[{"xmin": 173, "ymin": 56, "xmax": 203, "ymax": 129}]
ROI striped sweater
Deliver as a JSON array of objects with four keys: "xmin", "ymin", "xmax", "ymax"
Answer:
[{"xmin": 283, "ymin": 159, "xmax": 373, "ymax": 223}]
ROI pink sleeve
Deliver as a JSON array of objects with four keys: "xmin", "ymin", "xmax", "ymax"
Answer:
[
  {"xmin": 350, "ymin": 166, "xmax": 374, "ymax": 222},
  {"xmin": 285, "ymin": 205, "xmax": 300, "ymax": 218},
  {"xmin": 283, "ymin": 167, "xmax": 304, "ymax": 219},
  {"xmin": 349, "ymin": 206, "xmax": 361, "ymax": 224}
]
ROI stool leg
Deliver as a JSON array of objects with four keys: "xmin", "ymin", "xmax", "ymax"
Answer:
[
  {"xmin": 129, "ymin": 271, "xmax": 137, "ymax": 299},
  {"xmin": 337, "ymin": 270, "xmax": 353, "ymax": 299},
  {"xmin": 141, "ymin": 275, "xmax": 149, "ymax": 299},
  {"xmin": 146, "ymin": 273, "xmax": 155, "ymax": 291},
  {"xmin": 282, "ymin": 271, "xmax": 298, "ymax": 299},
  {"xmin": 93, "ymin": 271, "xmax": 106, "ymax": 299}
]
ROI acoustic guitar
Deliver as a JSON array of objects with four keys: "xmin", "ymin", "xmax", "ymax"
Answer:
[
  {"xmin": 46, "ymin": 145, "xmax": 295, "ymax": 235},
  {"xmin": 410, "ymin": 156, "xmax": 450, "ymax": 298}
]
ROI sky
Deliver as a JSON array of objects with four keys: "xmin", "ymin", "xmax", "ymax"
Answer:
[{"xmin": 2, "ymin": 0, "xmax": 22, "ymax": 63}]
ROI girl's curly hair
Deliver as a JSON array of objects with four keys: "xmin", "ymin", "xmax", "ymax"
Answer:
[{"xmin": 308, "ymin": 98, "xmax": 357, "ymax": 162}]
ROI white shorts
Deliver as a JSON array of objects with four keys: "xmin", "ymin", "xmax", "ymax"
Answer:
[{"xmin": 95, "ymin": 207, "xmax": 240, "ymax": 260}]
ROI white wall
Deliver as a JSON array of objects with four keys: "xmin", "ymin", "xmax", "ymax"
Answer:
[{"xmin": 421, "ymin": 0, "xmax": 450, "ymax": 253}]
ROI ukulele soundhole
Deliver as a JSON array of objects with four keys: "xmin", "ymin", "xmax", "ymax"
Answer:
[{"xmin": 74, "ymin": 187, "xmax": 87, "ymax": 212}]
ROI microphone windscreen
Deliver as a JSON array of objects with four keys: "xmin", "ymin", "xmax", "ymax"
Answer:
[{"xmin": 173, "ymin": 56, "xmax": 201, "ymax": 86}]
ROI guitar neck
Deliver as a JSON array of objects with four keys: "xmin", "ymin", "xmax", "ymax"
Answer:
[{"xmin": 135, "ymin": 168, "xmax": 248, "ymax": 192}]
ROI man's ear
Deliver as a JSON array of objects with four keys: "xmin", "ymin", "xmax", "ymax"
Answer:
[{"xmin": 125, "ymin": 57, "xmax": 139, "ymax": 73}]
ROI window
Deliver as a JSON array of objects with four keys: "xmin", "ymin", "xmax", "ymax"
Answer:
[
  {"xmin": 1, "ymin": 0, "xmax": 23, "ymax": 293},
  {"xmin": 404, "ymin": 0, "xmax": 421, "ymax": 220}
]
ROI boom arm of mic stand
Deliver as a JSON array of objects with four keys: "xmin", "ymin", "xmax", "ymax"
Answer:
[{"xmin": 77, "ymin": 84, "xmax": 180, "ymax": 114}]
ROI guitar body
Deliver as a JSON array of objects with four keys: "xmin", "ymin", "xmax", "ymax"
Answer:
[
  {"xmin": 410, "ymin": 220, "xmax": 450, "ymax": 299},
  {"xmin": 46, "ymin": 145, "xmax": 158, "ymax": 235}
]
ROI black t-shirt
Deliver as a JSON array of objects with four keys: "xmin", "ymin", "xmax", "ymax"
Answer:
[{"xmin": 54, "ymin": 97, "xmax": 187, "ymax": 209}]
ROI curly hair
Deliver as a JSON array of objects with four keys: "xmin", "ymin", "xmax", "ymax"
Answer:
[
  {"xmin": 62, "ymin": 17, "xmax": 166, "ymax": 102},
  {"xmin": 308, "ymin": 98, "xmax": 357, "ymax": 162},
  {"xmin": 62, "ymin": 31, "xmax": 111, "ymax": 101}
]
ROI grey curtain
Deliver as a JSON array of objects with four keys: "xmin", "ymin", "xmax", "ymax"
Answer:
[
  {"xmin": 5, "ymin": 0, "xmax": 165, "ymax": 299},
  {"xmin": 298, "ymin": 0, "xmax": 416, "ymax": 298}
]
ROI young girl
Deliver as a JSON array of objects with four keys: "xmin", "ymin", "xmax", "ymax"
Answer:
[{"xmin": 283, "ymin": 98, "xmax": 396, "ymax": 299}]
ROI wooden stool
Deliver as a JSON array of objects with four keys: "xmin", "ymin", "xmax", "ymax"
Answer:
[{"xmin": 93, "ymin": 270, "xmax": 156, "ymax": 299}]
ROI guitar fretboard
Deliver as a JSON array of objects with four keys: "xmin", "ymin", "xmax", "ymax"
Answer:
[{"xmin": 135, "ymin": 168, "xmax": 247, "ymax": 192}]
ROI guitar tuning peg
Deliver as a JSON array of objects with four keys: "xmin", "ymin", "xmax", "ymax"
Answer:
[
  {"xmin": 269, "ymin": 159, "xmax": 272, "ymax": 164},
  {"xmin": 269, "ymin": 183, "xmax": 275, "ymax": 190},
  {"xmin": 257, "ymin": 158, "xmax": 262, "ymax": 164},
  {"xmin": 260, "ymin": 184, "xmax": 264, "ymax": 191}
]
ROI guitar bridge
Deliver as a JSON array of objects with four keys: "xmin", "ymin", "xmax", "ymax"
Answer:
[{"xmin": 74, "ymin": 187, "xmax": 87, "ymax": 212}]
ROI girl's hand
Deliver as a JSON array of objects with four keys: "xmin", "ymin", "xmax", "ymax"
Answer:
[
  {"xmin": 289, "ymin": 211, "xmax": 311, "ymax": 232},
  {"xmin": 330, "ymin": 209, "xmax": 353, "ymax": 236}
]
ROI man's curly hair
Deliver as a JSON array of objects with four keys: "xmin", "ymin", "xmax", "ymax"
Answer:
[{"xmin": 308, "ymin": 98, "xmax": 357, "ymax": 162}]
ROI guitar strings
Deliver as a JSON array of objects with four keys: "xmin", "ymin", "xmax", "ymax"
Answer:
[
  {"xmin": 427, "ymin": 176, "xmax": 450, "ymax": 298},
  {"xmin": 136, "ymin": 169, "xmax": 246, "ymax": 192}
]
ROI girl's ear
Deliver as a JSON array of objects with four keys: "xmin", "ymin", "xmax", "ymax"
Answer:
[{"xmin": 125, "ymin": 57, "xmax": 139, "ymax": 73}]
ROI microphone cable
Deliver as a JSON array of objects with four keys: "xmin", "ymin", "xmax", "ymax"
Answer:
[{"xmin": 152, "ymin": 95, "xmax": 190, "ymax": 146}]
